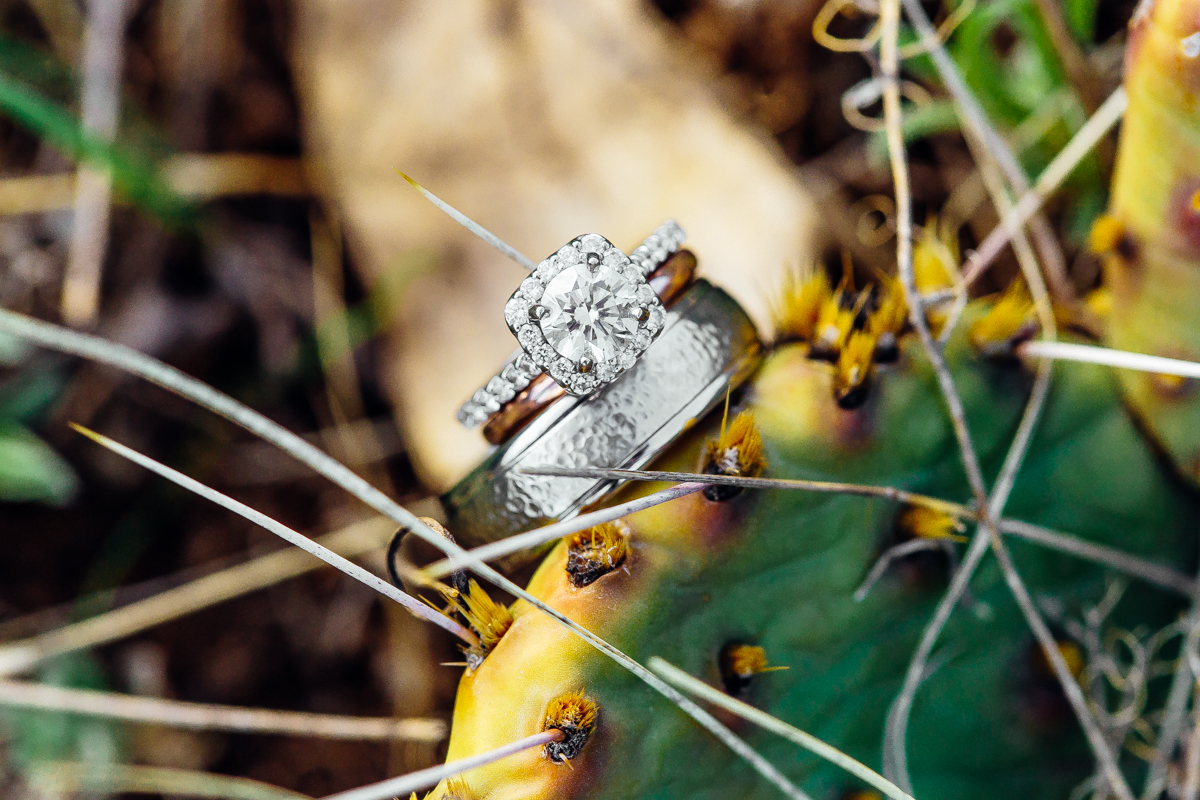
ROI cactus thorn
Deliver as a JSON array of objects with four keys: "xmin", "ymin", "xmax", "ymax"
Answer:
[
  {"xmin": 774, "ymin": 264, "xmax": 831, "ymax": 344},
  {"xmin": 701, "ymin": 411, "xmax": 767, "ymax": 502},
  {"xmin": 720, "ymin": 644, "xmax": 788, "ymax": 696},
  {"xmin": 835, "ymin": 330, "xmax": 879, "ymax": 410},
  {"xmin": 897, "ymin": 505, "xmax": 968, "ymax": 543},
  {"xmin": 969, "ymin": 280, "xmax": 1038, "ymax": 360},
  {"xmin": 542, "ymin": 690, "xmax": 598, "ymax": 765},
  {"xmin": 439, "ymin": 580, "xmax": 513, "ymax": 671},
  {"xmin": 566, "ymin": 521, "xmax": 629, "ymax": 587}
]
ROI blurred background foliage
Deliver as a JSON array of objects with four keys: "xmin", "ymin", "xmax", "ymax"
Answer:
[{"xmin": 0, "ymin": 0, "xmax": 1133, "ymax": 795}]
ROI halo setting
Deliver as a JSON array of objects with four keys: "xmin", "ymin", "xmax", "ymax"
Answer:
[{"xmin": 504, "ymin": 234, "xmax": 666, "ymax": 396}]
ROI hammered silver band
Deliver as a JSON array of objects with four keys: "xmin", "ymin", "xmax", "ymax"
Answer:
[
  {"xmin": 442, "ymin": 278, "xmax": 762, "ymax": 557},
  {"xmin": 455, "ymin": 220, "xmax": 686, "ymax": 428}
]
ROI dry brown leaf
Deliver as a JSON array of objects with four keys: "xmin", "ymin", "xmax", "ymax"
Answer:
[{"xmin": 293, "ymin": 0, "xmax": 816, "ymax": 489}]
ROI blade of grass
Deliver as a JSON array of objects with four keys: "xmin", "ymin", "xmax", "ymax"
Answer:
[
  {"xmin": 649, "ymin": 657, "xmax": 915, "ymax": 800},
  {"xmin": 0, "ymin": 680, "xmax": 445, "ymax": 741},
  {"xmin": 67, "ymin": 423, "xmax": 477, "ymax": 646},
  {"xmin": 320, "ymin": 731, "xmax": 560, "ymax": 800}
]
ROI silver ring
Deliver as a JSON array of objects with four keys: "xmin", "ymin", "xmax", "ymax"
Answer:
[
  {"xmin": 442, "ymin": 278, "xmax": 762, "ymax": 558},
  {"xmin": 456, "ymin": 221, "xmax": 686, "ymax": 428}
]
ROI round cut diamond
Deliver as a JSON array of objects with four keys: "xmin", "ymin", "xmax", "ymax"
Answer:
[{"xmin": 539, "ymin": 261, "xmax": 641, "ymax": 363}]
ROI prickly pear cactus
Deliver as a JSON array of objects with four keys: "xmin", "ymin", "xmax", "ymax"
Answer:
[{"xmin": 423, "ymin": 0, "xmax": 1200, "ymax": 796}]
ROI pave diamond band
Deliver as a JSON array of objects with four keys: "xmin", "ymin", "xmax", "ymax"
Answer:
[{"xmin": 456, "ymin": 221, "xmax": 686, "ymax": 428}]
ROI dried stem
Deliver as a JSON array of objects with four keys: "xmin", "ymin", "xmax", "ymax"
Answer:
[
  {"xmin": 0, "ymin": 680, "xmax": 445, "ymax": 741},
  {"xmin": 60, "ymin": 0, "xmax": 129, "ymax": 326},
  {"xmin": 0, "ymin": 517, "xmax": 394, "ymax": 676},
  {"xmin": 650, "ymin": 657, "xmax": 914, "ymax": 800},
  {"xmin": 855, "ymin": 539, "xmax": 956, "ymax": 602}
]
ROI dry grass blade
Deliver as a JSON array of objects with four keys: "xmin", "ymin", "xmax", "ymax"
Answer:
[
  {"xmin": 27, "ymin": 761, "xmax": 310, "ymax": 800},
  {"xmin": 958, "ymin": 88, "xmax": 1129, "ymax": 289},
  {"xmin": 424, "ymin": 482, "xmax": 707, "ymax": 579},
  {"xmin": 649, "ymin": 657, "xmax": 915, "ymax": 800},
  {"xmin": 855, "ymin": 540, "xmax": 952, "ymax": 601},
  {"xmin": 0, "ymin": 680, "xmax": 445, "ymax": 741},
  {"xmin": 0, "ymin": 310, "xmax": 807, "ymax": 798},
  {"xmin": 1019, "ymin": 341, "xmax": 1200, "ymax": 379},
  {"xmin": 319, "ymin": 731, "xmax": 560, "ymax": 800},
  {"xmin": 397, "ymin": 171, "xmax": 537, "ymax": 271},
  {"xmin": 66, "ymin": 424, "xmax": 478, "ymax": 645},
  {"xmin": 0, "ymin": 517, "xmax": 394, "ymax": 677}
]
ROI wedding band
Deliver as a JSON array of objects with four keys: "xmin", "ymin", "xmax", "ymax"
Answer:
[
  {"xmin": 456, "ymin": 221, "xmax": 686, "ymax": 428},
  {"xmin": 442, "ymin": 277, "xmax": 762, "ymax": 555}
]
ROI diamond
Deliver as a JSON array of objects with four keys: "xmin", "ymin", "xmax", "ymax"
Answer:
[
  {"xmin": 539, "ymin": 260, "xmax": 642, "ymax": 363},
  {"xmin": 520, "ymin": 276, "xmax": 544, "ymax": 300},
  {"xmin": 486, "ymin": 376, "xmax": 516, "ymax": 403}
]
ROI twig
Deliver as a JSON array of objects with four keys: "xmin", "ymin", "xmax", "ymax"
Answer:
[
  {"xmin": 397, "ymin": 171, "xmax": 536, "ymax": 271},
  {"xmin": 67, "ymin": 424, "xmax": 477, "ymax": 646},
  {"xmin": 0, "ymin": 517, "xmax": 394, "ymax": 677},
  {"xmin": 997, "ymin": 519, "xmax": 1194, "ymax": 597},
  {"xmin": 60, "ymin": 0, "xmax": 129, "ymax": 327},
  {"xmin": 1019, "ymin": 341, "xmax": 1200, "ymax": 380},
  {"xmin": 423, "ymin": 482, "xmax": 707, "ymax": 579},
  {"xmin": 0, "ymin": 680, "xmax": 445, "ymax": 741},
  {"xmin": 957, "ymin": 89, "xmax": 1129, "ymax": 290},
  {"xmin": 649, "ymin": 656, "xmax": 915, "ymax": 800},
  {"xmin": 26, "ymin": 761, "xmax": 310, "ymax": 800},
  {"xmin": 0, "ymin": 310, "xmax": 807, "ymax": 798}
]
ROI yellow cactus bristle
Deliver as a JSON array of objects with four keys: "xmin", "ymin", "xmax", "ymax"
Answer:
[
  {"xmin": 969, "ymin": 280, "xmax": 1038, "ymax": 358},
  {"xmin": 440, "ymin": 580, "xmax": 513, "ymax": 670},
  {"xmin": 1031, "ymin": 640, "xmax": 1086, "ymax": 681},
  {"xmin": 867, "ymin": 275, "xmax": 908, "ymax": 338},
  {"xmin": 897, "ymin": 505, "xmax": 967, "ymax": 543},
  {"xmin": 912, "ymin": 231, "xmax": 957, "ymax": 293},
  {"xmin": 702, "ymin": 411, "xmax": 766, "ymax": 479},
  {"xmin": 1192, "ymin": 189, "xmax": 1200, "ymax": 213},
  {"xmin": 834, "ymin": 330, "xmax": 877, "ymax": 410},
  {"xmin": 1089, "ymin": 214, "xmax": 1126, "ymax": 254},
  {"xmin": 565, "ymin": 521, "xmax": 629, "ymax": 588},
  {"xmin": 774, "ymin": 266, "xmax": 831, "ymax": 343},
  {"xmin": 440, "ymin": 779, "xmax": 476, "ymax": 800},
  {"xmin": 719, "ymin": 643, "xmax": 787, "ymax": 695},
  {"xmin": 810, "ymin": 276, "xmax": 856, "ymax": 360},
  {"xmin": 542, "ymin": 690, "xmax": 598, "ymax": 764}
]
